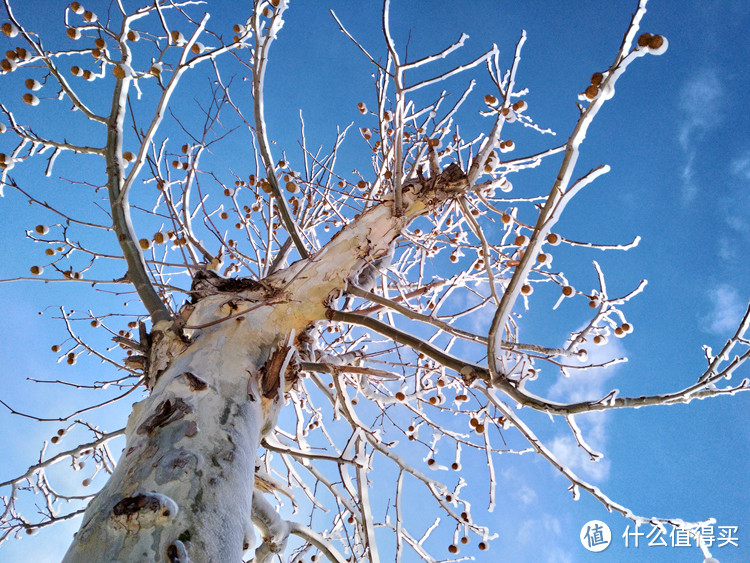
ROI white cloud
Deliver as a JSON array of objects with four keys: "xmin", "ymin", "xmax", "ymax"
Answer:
[
  {"xmin": 731, "ymin": 153, "xmax": 750, "ymax": 180},
  {"xmin": 677, "ymin": 69, "xmax": 723, "ymax": 203},
  {"xmin": 517, "ymin": 514, "xmax": 562, "ymax": 544},
  {"xmin": 703, "ymin": 284, "xmax": 745, "ymax": 334},
  {"xmin": 515, "ymin": 484, "xmax": 538, "ymax": 506},
  {"xmin": 546, "ymin": 339, "xmax": 625, "ymax": 481}
]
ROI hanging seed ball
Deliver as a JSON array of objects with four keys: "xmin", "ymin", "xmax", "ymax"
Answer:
[
  {"xmin": 520, "ymin": 284, "xmax": 533, "ymax": 295},
  {"xmin": 67, "ymin": 355, "xmax": 76, "ymax": 365},
  {"xmin": 475, "ymin": 424, "xmax": 485, "ymax": 433},
  {"xmin": 637, "ymin": 33, "xmax": 653, "ymax": 47},
  {"xmin": 286, "ymin": 181, "xmax": 298, "ymax": 193},
  {"xmin": 426, "ymin": 458, "xmax": 435, "ymax": 466},
  {"xmin": 112, "ymin": 65, "xmax": 127, "ymax": 79},
  {"xmin": 138, "ymin": 238, "xmax": 151, "ymax": 250},
  {"xmin": 233, "ymin": 24, "xmax": 243, "ymax": 33},
  {"xmin": 448, "ymin": 545, "xmax": 458, "ymax": 554},
  {"xmin": 614, "ymin": 326, "xmax": 625, "ymax": 338},
  {"xmin": 5, "ymin": 49, "xmax": 16, "ymax": 60},
  {"xmin": 171, "ymin": 30, "xmax": 185, "ymax": 44},
  {"xmin": 593, "ymin": 335, "xmax": 606, "ymax": 345},
  {"xmin": 484, "ymin": 94, "xmax": 497, "ymax": 105},
  {"xmin": 90, "ymin": 319, "xmax": 100, "ymax": 327},
  {"xmin": 153, "ymin": 232, "xmax": 165, "ymax": 244},
  {"xmin": 70, "ymin": 2, "xmax": 84, "ymax": 14},
  {"xmin": 94, "ymin": 37, "xmax": 105, "ymax": 49},
  {"xmin": 82, "ymin": 478, "xmax": 92, "ymax": 487},
  {"xmin": 191, "ymin": 42, "xmax": 204, "ymax": 54},
  {"xmin": 461, "ymin": 537, "xmax": 469, "ymax": 545},
  {"xmin": 648, "ymin": 35, "xmax": 664, "ymax": 49},
  {"xmin": 123, "ymin": 151, "xmax": 135, "ymax": 162},
  {"xmin": 82, "ymin": 69, "xmax": 93, "ymax": 80},
  {"xmin": 589, "ymin": 300, "xmax": 598, "ymax": 308},
  {"xmin": 66, "ymin": 27, "xmax": 81, "ymax": 40},
  {"xmin": 591, "ymin": 72, "xmax": 604, "ymax": 86},
  {"xmin": 357, "ymin": 102, "xmax": 366, "ymax": 114},
  {"xmin": 24, "ymin": 78, "xmax": 42, "ymax": 91},
  {"xmin": 1, "ymin": 58, "xmax": 16, "ymax": 72},
  {"xmin": 478, "ymin": 542, "xmax": 488, "ymax": 551},
  {"xmin": 220, "ymin": 212, "xmax": 229, "ymax": 220},
  {"xmin": 2, "ymin": 23, "xmax": 19, "ymax": 37},
  {"xmin": 51, "ymin": 436, "xmax": 59, "ymax": 444},
  {"xmin": 45, "ymin": 248, "xmax": 55, "ymax": 256},
  {"xmin": 584, "ymin": 85, "xmax": 599, "ymax": 100},
  {"xmin": 83, "ymin": 10, "xmax": 97, "ymax": 22},
  {"xmin": 562, "ymin": 285, "xmax": 574, "ymax": 297},
  {"xmin": 546, "ymin": 232, "xmax": 561, "ymax": 245},
  {"xmin": 23, "ymin": 93, "xmax": 39, "ymax": 106},
  {"xmin": 514, "ymin": 235, "xmax": 528, "ymax": 246},
  {"xmin": 181, "ymin": 162, "xmax": 189, "ymax": 170},
  {"xmin": 395, "ymin": 391, "xmax": 406, "ymax": 401},
  {"xmin": 15, "ymin": 47, "xmax": 29, "ymax": 61},
  {"xmin": 622, "ymin": 322, "xmax": 633, "ymax": 333},
  {"xmin": 537, "ymin": 253, "xmax": 548, "ymax": 263},
  {"xmin": 127, "ymin": 30, "xmax": 140, "ymax": 42},
  {"xmin": 71, "ymin": 65, "xmax": 82, "ymax": 76}
]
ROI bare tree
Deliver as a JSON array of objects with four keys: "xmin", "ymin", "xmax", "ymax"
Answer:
[{"xmin": 0, "ymin": 1, "xmax": 746, "ymax": 562}]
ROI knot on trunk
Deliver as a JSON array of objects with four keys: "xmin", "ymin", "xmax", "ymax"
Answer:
[
  {"xmin": 137, "ymin": 397, "xmax": 192, "ymax": 436},
  {"xmin": 111, "ymin": 492, "xmax": 178, "ymax": 531}
]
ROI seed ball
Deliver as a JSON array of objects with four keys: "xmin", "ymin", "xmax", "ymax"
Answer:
[
  {"xmin": 82, "ymin": 478, "xmax": 92, "ymax": 486},
  {"xmin": 23, "ymin": 93, "xmax": 39, "ymax": 106},
  {"xmin": 622, "ymin": 322, "xmax": 633, "ymax": 333},
  {"xmin": 170, "ymin": 30, "xmax": 185, "ymax": 45},
  {"xmin": 112, "ymin": 65, "xmax": 127, "ymax": 79},
  {"xmin": 584, "ymin": 85, "xmax": 599, "ymax": 100},
  {"xmin": 191, "ymin": 42, "xmax": 204, "ymax": 54},
  {"xmin": 127, "ymin": 30, "xmax": 140, "ymax": 42},
  {"xmin": 67, "ymin": 356, "xmax": 76, "ymax": 365},
  {"xmin": 30, "ymin": 265, "xmax": 43, "ymax": 275},
  {"xmin": 461, "ymin": 537, "xmax": 469, "ymax": 544},
  {"xmin": 475, "ymin": 424, "xmax": 485, "ymax": 433},
  {"xmin": 94, "ymin": 37, "xmax": 105, "ymax": 49},
  {"xmin": 648, "ymin": 35, "xmax": 664, "ymax": 49},
  {"xmin": 51, "ymin": 436, "xmax": 59, "ymax": 444},
  {"xmin": 286, "ymin": 181, "xmax": 298, "ymax": 193},
  {"xmin": 520, "ymin": 284, "xmax": 532, "ymax": 295},
  {"xmin": 90, "ymin": 320, "xmax": 100, "ymax": 327},
  {"xmin": 637, "ymin": 33, "xmax": 652, "ymax": 47},
  {"xmin": 51, "ymin": 345, "xmax": 61, "ymax": 352},
  {"xmin": 139, "ymin": 238, "xmax": 151, "ymax": 250},
  {"xmin": 123, "ymin": 151, "xmax": 135, "ymax": 162},
  {"xmin": 82, "ymin": 69, "xmax": 93, "ymax": 80},
  {"xmin": 25, "ymin": 78, "xmax": 42, "ymax": 91},
  {"xmin": 2, "ymin": 22, "xmax": 19, "ymax": 38},
  {"xmin": 546, "ymin": 232, "xmax": 561, "ymax": 245},
  {"xmin": 153, "ymin": 232, "xmax": 165, "ymax": 244},
  {"xmin": 591, "ymin": 72, "xmax": 604, "ymax": 85},
  {"xmin": 537, "ymin": 253, "xmax": 548, "ymax": 263},
  {"xmin": 448, "ymin": 545, "xmax": 458, "ymax": 554},
  {"xmin": 589, "ymin": 300, "xmax": 598, "ymax": 308},
  {"xmin": 71, "ymin": 65, "xmax": 82, "ymax": 76},
  {"xmin": 562, "ymin": 285, "xmax": 574, "ymax": 297},
  {"xmin": 484, "ymin": 94, "xmax": 497, "ymax": 105},
  {"xmin": 478, "ymin": 542, "xmax": 487, "ymax": 550},
  {"xmin": 66, "ymin": 27, "xmax": 81, "ymax": 40},
  {"xmin": 395, "ymin": 391, "xmax": 406, "ymax": 401},
  {"xmin": 83, "ymin": 10, "xmax": 97, "ymax": 22},
  {"xmin": 70, "ymin": 2, "xmax": 83, "ymax": 14}
]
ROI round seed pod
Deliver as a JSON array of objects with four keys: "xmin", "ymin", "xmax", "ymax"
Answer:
[
  {"xmin": 25, "ymin": 78, "xmax": 42, "ymax": 91},
  {"xmin": 83, "ymin": 10, "xmax": 97, "ymax": 22},
  {"xmin": 139, "ymin": 238, "xmax": 151, "ymax": 250},
  {"xmin": 584, "ymin": 85, "xmax": 599, "ymax": 100},
  {"xmin": 71, "ymin": 65, "xmax": 83, "ymax": 76},
  {"xmin": 0, "ymin": 59, "xmax": 16, "ymax": 72},
  {"xmin": 94, "ymin": 37, "xmax": 105, "ymax": 49},
  {"xmin": 520, "ymin": 284, "xmax": 533, "ymax": 295},
  {"xmin": 70, "ymin": 2, "xmax": 84, "ymax": 14},
  {"xmin": 1, "ymin": 22, "xmax": 19, "ymax": 38},
  {"xmin": 35, "ymin": 224, "xmax": 49, "ymax": 234},
  {"xmin": 126, "ymin": 30, "xmax": 140, "ymax": 42},
  {"xmin": 637, "ymin": 33, "xmax": 652, "ymax": 47},
  {"xmin": 30, "ymin": 265, "xmax": 44, "ymax": 275},
  {"xmin": 66, "ymin": 27, "xmax": 81, "ymax": 40},
  {"xmin": 562, "ymin": 285, "xmax": 574, "ymax": 297}
]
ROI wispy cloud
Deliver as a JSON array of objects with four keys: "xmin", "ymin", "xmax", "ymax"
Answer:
[
  {"xmin": 547, "ymin": 339, "xmax": 626, "ymax": 481},
  {"xmin": 703, "ymin": 283, "xmax": 745, "ymax": 334},
  {"xmin": 677, "ymin": 69, "xmax": 723, "ymax": 203},
  {"xmin": 517, "ymin": 514, "xmax": 562, "ymax": 544}
]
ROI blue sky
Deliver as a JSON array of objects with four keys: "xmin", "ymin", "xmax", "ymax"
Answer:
[{"xmin": 0, "ymin": 1, "xmax": 748, "ymax": 562}]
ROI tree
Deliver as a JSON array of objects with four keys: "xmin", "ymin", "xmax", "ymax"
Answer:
[{"xmin": 0, "ymin": 0, "xmax": 747, "ymax": 561}]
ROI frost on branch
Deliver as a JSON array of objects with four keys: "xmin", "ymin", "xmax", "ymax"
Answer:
[{"xmin": 0, "ymin": 0, "xmax": 745, "ymax": 562}]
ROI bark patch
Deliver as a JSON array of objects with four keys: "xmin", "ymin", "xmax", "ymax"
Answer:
[
  {"xmin": 111, "ymin": 492, "xmax": 177, "ymax": 531},
  {"xmin": 137, "ymin": 398, "xmax": 192, "ymax": 436},
  {"xmin": 179, "ymin": 371, "xmax": 207, "ymax": 391}
]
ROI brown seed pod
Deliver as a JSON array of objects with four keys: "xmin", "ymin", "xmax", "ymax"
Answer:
[
  {"xmin": 112, "ymin": 65, "xmax": 127, "ymax": 79},
  {"xmin": 648, "ymin": 35, "xmax": 664, "ymax": 49},
  {"xmin": 484, "ymin": 94, "xmax": 497, "ymax": 105},
  {"xmin": 94, "ymin": 37, "xmax": 105, "ymax": 49},
  {"xmin": 591, "ymin": 72, "xmax": 604, "ymax": 86},
  {"xmin": 520, "ymin": 284, "xmax": 533, "ymax": 295},
  {"xmin": 66, "ymin": 27, "xmax": 81, "ymax": 40},
  {"xmin": 562, "ymin": 285, "xmax": 574, "ymax": 297},
  {"xmin": 584, "ymin": 85, "xmax": 599, "ymax": 100},
  {"xmin": 139, "ymin": 238, "xmax": 151, "ymax": 250},
  {"xmin": 637, "ymin": 33, "xmax": 652, "ymax": 47}
]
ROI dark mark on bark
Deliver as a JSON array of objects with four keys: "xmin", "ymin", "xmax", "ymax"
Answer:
[
  {"xmin": 180, "ymin": 371, "xmax": 207, "ymax": 391},
  {"xmin": 137, "ymin": 398, "xmax": 192, "ymax": 436}
]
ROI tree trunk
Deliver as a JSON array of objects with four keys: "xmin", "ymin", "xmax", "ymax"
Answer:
[
  {"xmin": 62, "ymin": 291, "xmax": 288, "ymax": 562},
  {"xmin": 62, "ymin": 165, "xmax": 467, "ymax": 562}
]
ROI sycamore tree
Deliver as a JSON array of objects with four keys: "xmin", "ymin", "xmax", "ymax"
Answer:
[{"xmin": 0, "ymin": 0, "xmax": 747, "ymax": 561}]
